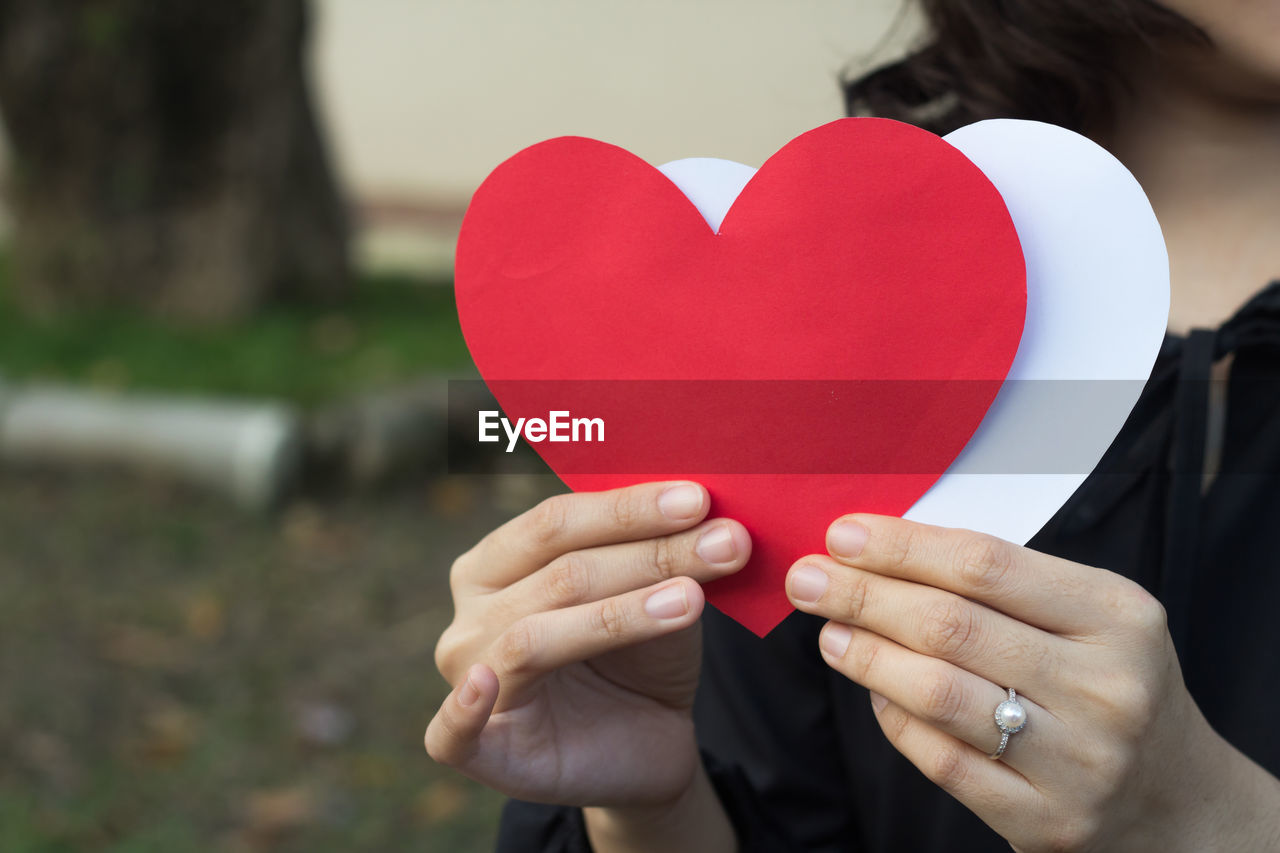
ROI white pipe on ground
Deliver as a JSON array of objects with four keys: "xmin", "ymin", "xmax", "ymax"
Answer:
[{"xmin": 0, "ymin": 382, "xmax": 301, "ymax": 509}]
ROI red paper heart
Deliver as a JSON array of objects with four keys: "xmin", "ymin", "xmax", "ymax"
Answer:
[{"xmin": 456, "ymin": 118, "xmax": 1025, "ymax": 636}]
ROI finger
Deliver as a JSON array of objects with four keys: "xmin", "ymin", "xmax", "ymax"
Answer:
[
  {"xmin": 823, "ymin": 514, "xmax": 1115, "ymax": 635},
  {"xmin": 485, "ymin": 577, "xmax": 704, "ymax": 709},
  {"xmin": 869, "ymin": 690, "xmax": 1040, "ymax": 827},
  {"xmin": 498, "ymin": 518, "xmax": 751, "ymax": 616},
  {"xmin": 816, "ymin": 621, "xmax": 1060, "ymax": 775},
  {"xmin": 424, "ymin": 663, "xmax": 500, "ymax": 768},
  {"xmin": 787, "ymin": 555, "xmax": 1067, "ymax": 691},
  {"xmin": 455, "ymin": 481, "xmax": 710, "ymax": 590}
]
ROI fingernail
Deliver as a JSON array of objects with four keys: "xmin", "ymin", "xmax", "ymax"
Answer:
[
  {"xmin": 645, "ymin": 583, "xmax": 689, "ymax": 619},
  {"xmin": 787, "ymin": 564, "xmax": 829, "ymax": 603},
  {"xmin": 829, "ymin": 520, "xmax": 868, "ymax": 559},
  {"xmin": 870, "ymin": 691, "xmax": 888, "ymax": 713},
  {"xmin": 820, "ymin": 622, "xmax": 853, "ymax": 658},
  {"xmin": 695, "ymin": 525, "xmax": 736, "ymax": 565},
  {"xmin": 659, "ymin": 484, "xmax": 703, "ymax": 520},
  {"xmin": 458, "ymin": 673, "xmax": 480, "ymax": 707}
]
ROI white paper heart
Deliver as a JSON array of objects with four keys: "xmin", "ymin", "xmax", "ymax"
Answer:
[{"xmin": 658, "ymin": 118, "xmax": 1169, "ymax": 545}]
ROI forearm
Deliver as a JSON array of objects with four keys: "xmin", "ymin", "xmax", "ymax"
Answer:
[
  {"xmin": 583, "ymin": 760, "xmax": 737, "ymax": 853},
  {"xmin": 1123, "ymin": 701, "xmax": 1280, "ymax": 853},
  {"xmin": 1174, "ymin": 733, "xmax": 1280, "ymax": 852}
]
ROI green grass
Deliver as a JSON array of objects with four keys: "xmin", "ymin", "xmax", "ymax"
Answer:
[{"xmin": 0, "ymin": 253, "xmax": 475, "ymax": 405}]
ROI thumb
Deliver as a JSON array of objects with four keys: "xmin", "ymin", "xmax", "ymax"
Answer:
[{"xmin": 424, "ymin": 663, "xmax": 499, "ymax": 768}]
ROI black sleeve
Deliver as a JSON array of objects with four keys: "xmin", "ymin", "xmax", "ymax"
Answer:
[
  {"xmin": 694, "ymin": 605, "xmax": 859, "ymax": 851},
  {"xmin": 495, "ymin": 749, "xmax": 794, "ymax": 852},
  {"xmin": 494, "ymin": 797, "xmax": 590, "ymax": 853},
  {"xmin": 495, "ymin": 605, "xmax": 859, "ymax": 852}
]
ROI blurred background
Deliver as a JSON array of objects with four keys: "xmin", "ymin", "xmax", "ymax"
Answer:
[{"xmin": 0, "ymin": 2, "xmax": 913, "ymax": 849}]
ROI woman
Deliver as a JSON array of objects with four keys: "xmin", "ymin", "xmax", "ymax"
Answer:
[{"xmin": 427, "ymin": 1, "xmax": 1280, "ymax": 849}]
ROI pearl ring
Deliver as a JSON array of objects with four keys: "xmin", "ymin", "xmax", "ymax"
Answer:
[{"xmin": 990, "ymin": 687, "xmax": 1027, "ymax": 760}]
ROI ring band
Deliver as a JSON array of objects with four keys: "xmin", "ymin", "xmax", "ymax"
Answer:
[{"xmin": 990, "ymin": 687, "xmax": 1027, "ymax": 760}]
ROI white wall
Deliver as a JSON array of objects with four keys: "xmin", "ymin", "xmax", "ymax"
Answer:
[
  {"xmin": 311, "ymin": 0, "xmax": 917, "ymax": 204},
  {"xmin": 0, "ymin": 2, "xmax": 919, "ymax": 265}
]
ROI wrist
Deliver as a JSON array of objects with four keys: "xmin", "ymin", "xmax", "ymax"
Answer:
[
  {"xmin": 1138, "ymin": 709, "xmax": 1280, "ymax": 852},
  {"xmin": 1177, "ymin": 732, "xmax": 1280, "ymax": 851},
  {"xmin": 584, "ymin": 759, "xmax": 736, "ymax": 853}
]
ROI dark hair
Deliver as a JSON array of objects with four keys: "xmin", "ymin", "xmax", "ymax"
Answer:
[{"xmin": 843, "ymin": 0, "xmax": 1204, "ymax": 136}]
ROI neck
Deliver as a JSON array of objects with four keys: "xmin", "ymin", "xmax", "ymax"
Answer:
[{"xmin": 1106, "ymin": 51, "xmax": 1280, "ymax": 334}]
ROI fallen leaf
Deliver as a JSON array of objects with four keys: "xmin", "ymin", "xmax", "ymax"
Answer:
[
  {"xmin": 281, "ymin": 503, "xmax": 326, "ymax": 551},
  {"xmin": 412, "ymin": 780, "xmax": 468, "ymax": 825},
  {"xmin": 347, "ymin": 752, "xmax": 397, "ymax": 789},
  {"xmin": 185, "ymin": 591, "xmax": 226, "ymax": 642},
  {"xmin": 427, "ymin": 478, "xmax": 476, "ymax": 518},
  {"xmin": 15, "ymin": 731, "xmax": 83, "ymax": 792},
  {"xmin": 133, "ymin": 703, "xmax": 201, "ymax": 765},
  {"xmin": 244, "ymin": 786, "xmax": 317, "ymax": 836},
  {"xmin": 98, "ymin": 623, "xmax": 195, "ymax": 672}
]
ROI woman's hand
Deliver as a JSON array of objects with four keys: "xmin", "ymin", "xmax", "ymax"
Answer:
[
  {"xmin": 786, "ymin": 514, "xmax": 1280, "ymax": 852},
  {"xmin": 426, "ymin": 481, "xmax": 747, "ymax": 845}
]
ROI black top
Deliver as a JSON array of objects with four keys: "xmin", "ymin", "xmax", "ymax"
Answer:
[{"xmin": 496, "ymin": 282, "xmax": 1280, "ymax": 852}]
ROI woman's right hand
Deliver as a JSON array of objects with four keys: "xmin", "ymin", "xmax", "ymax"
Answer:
[{"xmin": 425, "ymin": 480, "xmax": 751, "ymax": 814}]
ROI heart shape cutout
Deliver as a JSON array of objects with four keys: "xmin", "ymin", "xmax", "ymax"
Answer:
[
  {"xmin": 657, "ymin": 120, "xmax": 1170, "ymax": 551},
  {"xmin": 456, "ymin": 118, "xmax": 1026, "ymax": 635}
]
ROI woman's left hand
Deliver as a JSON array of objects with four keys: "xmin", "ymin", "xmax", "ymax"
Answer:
[{"xmin": 785, "ymin": 514, "xmax": 1280, "ymax": 852}]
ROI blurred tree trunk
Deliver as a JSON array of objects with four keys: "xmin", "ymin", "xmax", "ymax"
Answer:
[{"xmin": 0, "ymin": 0, "xmax": 350, "ymax": 322}]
